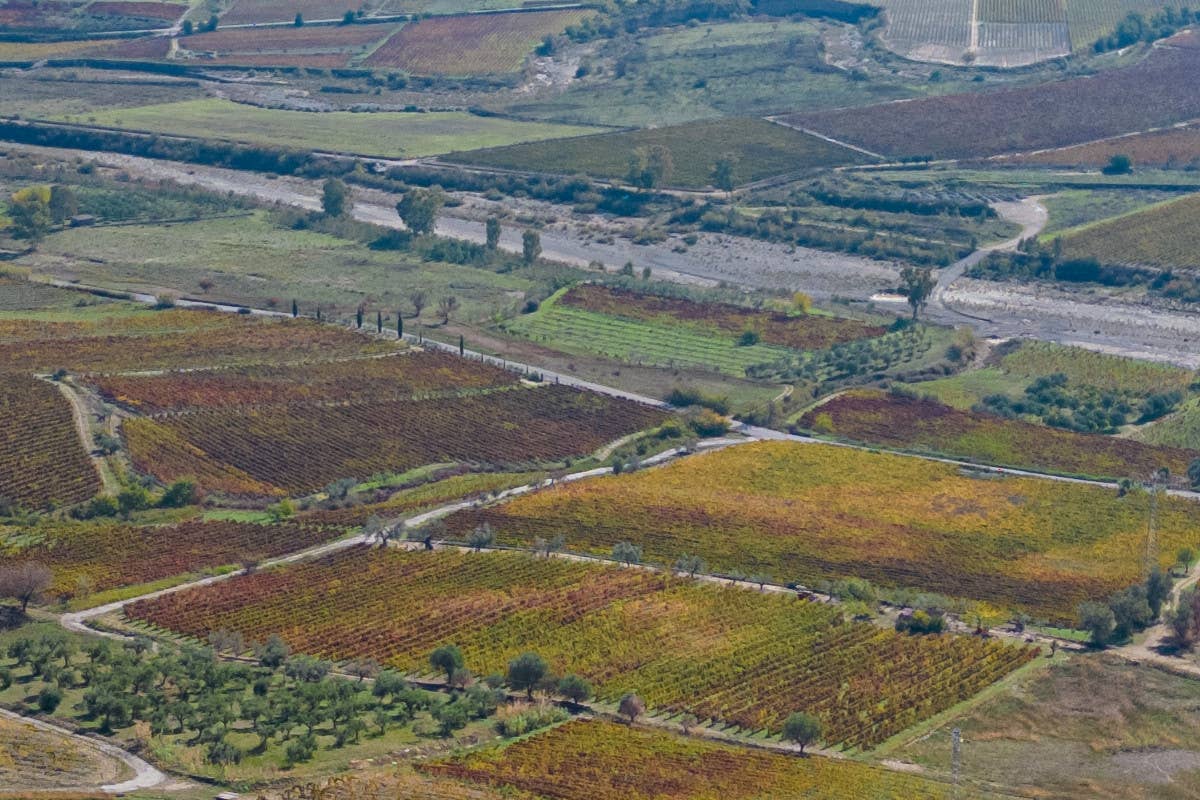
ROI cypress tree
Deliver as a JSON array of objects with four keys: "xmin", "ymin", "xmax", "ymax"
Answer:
[
  {"xmin": 376, "ymin": 310, "xmax": 382, "ymax": 333},
  {"xmin": 291, "ymin": 299, "xmax": 298, "ymax": 318},
  {"xmin": 397, "ymin": 314, "xmax": 403, "ymax": 339}
]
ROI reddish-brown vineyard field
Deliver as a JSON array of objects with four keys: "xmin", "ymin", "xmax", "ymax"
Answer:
[
  {"xmin": 797, "ymin": 389, "xmax": 1198, "ymax": 479},
  {"xmin": 86, "ymin": 1, "xmax": 185, "ymax": 20},
  {"xmin": 0, "ymin": 519, "xmax": 342, "ymax": 602},
  {"xmin": 0, "ymin": 375, "xmax": 99, "ymax": 511},
  {"xmin": 1005, "ymin": 124, "xmax": 1200, "ymax": 168},
  {"xmin": 442, "ymin": 440, "xmax": 1200, "ymax": 624},
  {"xmin": 86, "ymin": 349, "xmax": 517, "ymax": 412},
  {"xmin": 786, "ymin": 43, "xmax": 1200, "ymax": 159},
  {"xmin": 127, "ymin": 548, "xmax": 1035, "ymax": 749},
  {"xmin": 364, "ymin": 10, "xmax": 591, "ymax": 74},
  {"xmin": 0, "ymin": 309, "xmax": 397, "ymax": 374},
  {"xmin": 177, "ymin": 23, "xmax": 398, "ymax": 67},
  {"xmin": 560, "ymin": 285, "xmax": 885, "ymax": 350},
  {"xmin": 428, "ymin": 719, "xmax": 1006, "ymax": 799},
  {"xmin": 219, "ymin": 0, "xmax": 368, "ymax": 24},
  {"xmin": 83, "ymin": 34, "xmax": 172, "ymax": 59},
  {"xmin": 125, "ymin": 384, "xmax": 668, "ymax": 495},
  {"xmin": 0, "ymin": 0, "xmax": 72, "ymax": 28}
]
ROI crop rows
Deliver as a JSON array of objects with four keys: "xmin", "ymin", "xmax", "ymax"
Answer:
[
  {"xmin": 443, "ymin": 440, "xmax": 1198, "ymax": 623},
  {"xmin": 1011, "ymin": 124, "xmax": 1200, "ymax": 167},
  {"xmin": 178, "ymin": 23, "xmax": 398, "ymax": 68},
  {"xmin": 877, "ymin": 0, "xmax": 972, "ymax": 56},
  {"xmin": 801, "ymin": 389, "xmax": 1198, "ymax": 479},
  {"xmin": 1001, "ymin": 339, "xmax": 1194, "ymax": 394},
  {"xmin": 562, "ymin": 286, "xmax": 885, "ymax": 351},
  {"xmin": 428, "ymin": 720, "xmax": 1011, "ymax": 799},
  {"xmin": 0, "ymin": 714, "xmax": 123, "ymax": 791},
  {"xmin": 87, "ymin": 350, "xmax": 516, "ymax": 413},
  {"xmin": 979, "ymin": 0, "xmax": 1064, "ymax": 23},
  {"xmin": 127, "ymin": 548, "xmax": 1034, "ymax": 749},
  {"xmin": 364, "ymin": 10, "xmax": 591, "ymax": 74},
  {"xmin": 260, "ymin": 769, "xmax": 537, "ymax": 800},
  {"xmin": 0, "ymin": 375, "xmax": 99, "ymax": 510},
  {"xmin": 0, "ymin": 519, "xmax": 341, "ymax": 603},
  {"xmin": 0, "ymin": 309, "xmax": 395, "ymax": 375},
  {"xmin": 125, "ymin": 384, "xmax": 667, "ymax": 495},
  {"xmin": 788, "ymin": 43, "xmax": 1200, "ymax": 158},
  {"xmin": 86, "ymin": 1, "xmax": 184, "ymax": 20},
  {"xmin": 219, "ymin": 0, "xmax": 371, "ymax": 24},
  {"xmin": 1060, "ymin": 193, "xmax": 1200, "ymax": 268}
]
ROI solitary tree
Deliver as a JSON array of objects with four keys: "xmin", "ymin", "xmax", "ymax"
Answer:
[
  {"xmin": 1146, "ymin": 567, "xmax": 1174, "ymax": 619},
  {"xmin": 396, "ymin": 188, "xmax": 443, "ymax": 235},
  {"xmin": 899, "ymin": 266, "xmax": 935, "ymax": 321},
  {"xmin": 485, "ymin": 216, "xmax": 501, "ymax": 250},
  {"xmin": 612, "ymin": 541, "xmax": 642, "ymax": 566},
  {"xmin": 321, "ymin": 178, "xmax": 349, "ymax": 217},
  {"xmin": 711, "ymin": 153, "xmax": 737, "ymax": 196},
  {"xmin": 618, "ymin": 692, "xmax": 644, "ymax": 723},
  {"xmin": 506, "ymin": 651, "xmax": 548, "ymax": 699},
  {"xmin": 48, "ymin": 185, "xmax": 78, "ymax": 224},
  {"xmin": 409, "ymin": 289, "xmax": 428, "ymax": 319},
  {"xmin": 430, "ymin": 645, "xmax": 464, "ymax": 683},
  {"xmin": 294, "ymin": 11, "xmax": 303, "ymax": 25},
  {"xmin": 1102, "ymin": 154, "xmax": 1133, "ymax": 175},
  {"xmin": 467, "ymin": 523, "xmax": 494, "ymax": 552},
  {"xmin": 205, "ymin": 12, "xmax": 218, "ymax": 31},
  {"xmin": 1077, "ymin": 601, "xmax": 1115, "ymax": 647},
  {"xmin": 257, "ymin": 635, "xmax": 291, "ymax": 669},
  {"xmin": 8, "ymin": 186, "xmax": 52, "ymax": 243},
  {"xmin": 438, "ymin": 295, "xmax": 459, "ymax": 324},
  {"xmin": 522, "ymin": 229, "xmax": 541, "ymax": 264},
  {"xmin": 558, "ymin": 674, "xmax": 592, "ymax": 709},
  {"xmin": 675, "ymin": 553, "xmax": 704, "ymax": 578},
  {"xmin": 1170, "ymin": 589, "xmax": 1196, "ymax": 646},
  {"xmin": 292, "ymin": 299, "xmax": 298, "ymax": 318},
  {"xmin": 0, "ymin": 562, "xmax": 51, "ymax": 612},
  {"xmin": 627, "ymin": 145, "xmax": 674, "ymax": 190},
  {"xmin": 782, "ymin": 712, "xmax": 822, "ymax": 754}
]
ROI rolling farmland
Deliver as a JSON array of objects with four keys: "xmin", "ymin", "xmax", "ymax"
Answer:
[
  {"xmin": 788, "ymin": 44, "xmax": 1200, "ymax": 158},
  {"xmin": 0, "ymin": 519, "xmax": 343, "ymax": 603},
  {"xmin": 124, "ymin": 384, "xmax": 668, "ymax": 495},
  {"xmin": 363, "ymin": 9, "xmax": 591, "ymax": 74},
  {"xmin": 429, "ymin": 720, "xmax": 1008, "ymax": 799},
  {"xmin": 0, "ymin": 308, "xmax": 397, "ymax": 374},
  {"xmin": 0, "ymin": 375, "xmax": 100, "ymax": 511},
  {"xmin": 67, "ymin": 99, "xmax": 601, "ymax": 159},
  {"xmin": 443, "ymin": 441, "xmax": 1200, "ymax": 623},
  {"xmin": 86, "ymin": 349, "xmax": 517, "ymax": 412},
  {"xmin": 177, "ymin": 23, "xmax": 399, "ymax": 68},
  {"xmin": 127, "ymin": 548, "xmax": 1035, "ymax": 749},
  {"xmin": 1059, "ymin": 192, "xmax": 1200, "ymax": 267},
  {"xmin": 797, "ymin": 389, "xmax": 1198, "ymax": 479},
  {"xmin": 1010, "ymin": 124, "xmax": 1200, "ymax": 167},
  {"xmin": 445, "ymin": 118, "xmax": 872, "ymax": 188},
  {"xmin": 0, "ymin": 714, "xmax": 126, "ymax": 792}
]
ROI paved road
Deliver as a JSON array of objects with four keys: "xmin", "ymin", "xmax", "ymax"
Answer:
[{"xmin": 0, "ymin": 707, "xmax": 167, "ymax": 794}]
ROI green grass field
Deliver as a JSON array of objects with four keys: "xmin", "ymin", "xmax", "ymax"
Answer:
[
  {"xmin": 1065, "ymin": 0, "xmax": 1179, "ymax": 49},
  {"xmin": 1040, "ymin": 189, "xmax": 1178, "ymax": 236},
  {"xmin": 1133, "ymin": 396, "xmax": 1200, "ymax": 449},
  {"xmin": 445, "ymin": 117, "xmax": 871, "ymax": 188},
  {"xmin": 18, "ymin": 211, "xmax": 534, "ymax": 320},
  {"xmin": 56, "ymin": 98, "xmax": 600, "ymax": 158},
  {"xmin": 502, "ymin": 290, "xmax": 793, "ymax": 376}
]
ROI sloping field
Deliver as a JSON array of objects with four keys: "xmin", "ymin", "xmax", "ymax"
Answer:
[
  {"xmin": 876, "ymin": 0, "xmax": 972, "ymax": 63},
  {"xmin": 86, "ymin": 349, "xmax": 516, "ymax": 412},
  {"xmin": 68, "ymin": 98, "xmax": 599, "ymax": 158},
  {"xmin": 442, "ymin": 440, "xmax": 1200, "ymax": 623},
  {"xmin": 0, "ymin": 519, "xmax": 342, "ymax": 602},
  {"xmin": 798, "ymin": 389, "xmax": 1198, "ymax": 479},
  {"xmin": 428, "ymin": 720, "xmax": 1008, "ymax": 800},
  {"xmin": 0, "ymin": 307, "xmax": 396, "ymax": 374},
  {"xmin": 787, "ymin": 44, "xmax": 1200, "ymax": 158},
  {"xmin": 0, "ymin": 714, "xmax": 127, "ymax": 792},
  {"xmin": 445, "ymin": 118, "xmax": 871, "ymax": 188},
  {"xmin": 177, "ymin": 23, "xmax": 399, "ymax": 68},
  {"xmin": 220, "ymin": 0, "xmax": 376, "ymax": 24},
  {"xmin": 1065, "ymin": 0, "xmax": 1179, "ymax": 49},
  {"xmin": 1009, "ymin": 124, "xmax": 1200, "ymax": 167},
  {"xmin": 980, "ymin": 0, "xmax": 1065, "ymax": 23},
  {"xmin": 0, "ymin": 375, "xmax": 99, "ymax": 511},
  {"xmin": 86, "ymin": 1, "xmax": 183, "ymax": 19},
  {"xmin": 127, "ymin": 547, "xmax": 1035, "ymax": 749},
  {"xmin": 363, "ymin": 9, "xmax": 590, "ymax": 74},
  {"xmin": 1059, "ymin": 191, "xmax": 1200, "ymax": 267},
  {"xmin": 125, "ymin": 383, "xmax": 668, "ymax": 495}
]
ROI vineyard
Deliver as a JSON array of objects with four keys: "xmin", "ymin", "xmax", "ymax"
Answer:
[
  {"xmin": 363, "ymin": 10, "xmax": 591, "ymax": 74},
  {"xmin": 86, "ymin": 1, "xmax": 184, "ymax": 19},
  {"xmin": 0, "ymin": 714, "xmax": 126, "ymax": 792},
  {"xmin": 980, "ymin": 0, "xmax": 1065, "ymax": 24},
  {"xmin": 445, "ymin": 118, "xmax": 872, "ymax": 189},
  {"xmin": 219, "ymin": 0, "xmax": 379, "ymax": 24},
  {"xmin": 560, "ymin": 286, "xmax": 885, "ymax": 350},
  {"xmin": 255, "ymin": 769, "xmax": 539, "ymax": 800},
  {"xmin": 1009, "ymin": 124, "xmax": 1200, "ymax": 167},
  {"xmin": 0, "ymin": 375, "xmax": 99, "ymax": 511},
  {"xmin": 125, "ymin": 384, "xmax": 667, "ymax": 495},
  {"xmin": 428, "ymin": 720, "xmax": 1008, "ymax": 799},
  {"xmin": 787, "ymin": 44, "xmax": 1200, "ymax": 158},
  {"xmin": 441, "ymin": 441, "xmax": 1199, "ymax": 623},
  {"xmin": 0, "ymin": 519, "xmax": 343, "ymax": 603},
  {"xmin": 796, "ymin": 389, "xmax": 1197, "ymax": 479},
  {"xmin": 1059, "ymin": 192, "xmax": 1200, "ymax": 268},
  {"xmin": 177, "ymin": 23, "xmax": 399, "ymax": 68},
  {"xmin": 0, "ymin": 278, "xmax": 88, "ymax": 310},
  {"xmin": 876, "ymin": 0, "xmax": 972, "ymax": 63},
  {"xmin": 0, "ymin": 308, "xmax": 397, "ymax": 375},
  {"xmin": 86, "ymin": 350, "xmax": 517, "ymax": 412},
  {"xmin": 999, "ymin": 339, "xmax": 1195, "ymax": 394},
  {"xmin": 126, "ymin": 548, "xmax": 1035, "ymax": 749}
]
